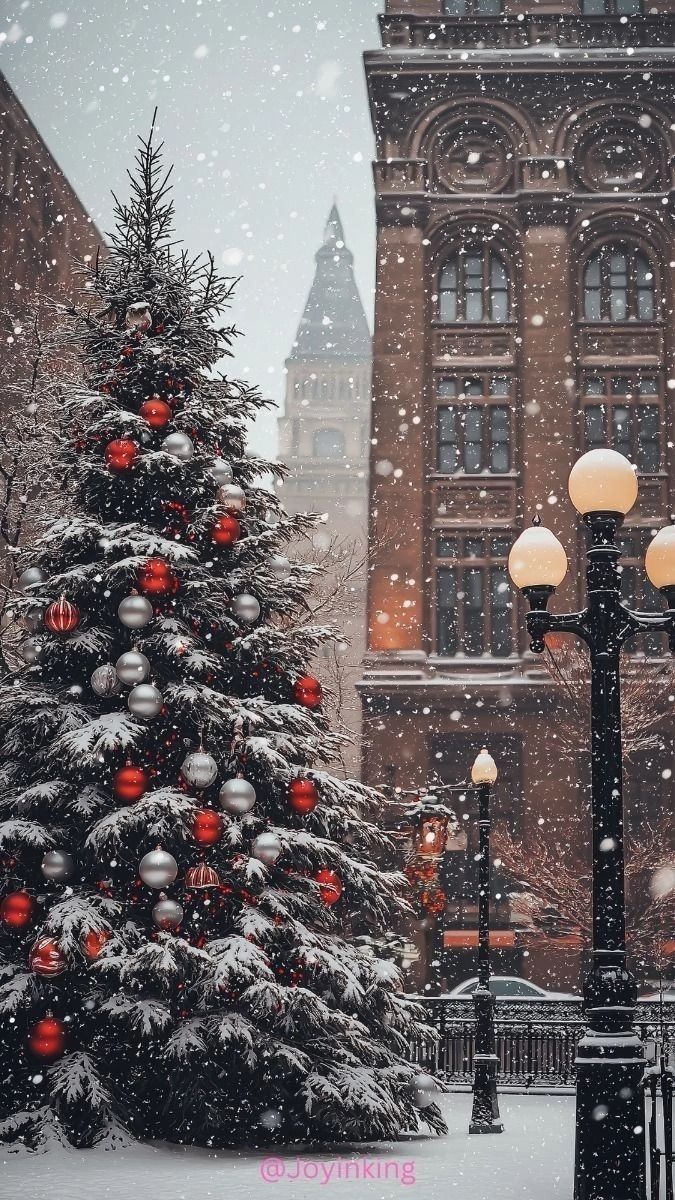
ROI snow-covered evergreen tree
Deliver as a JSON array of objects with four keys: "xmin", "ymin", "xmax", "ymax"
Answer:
[{"xmin": 0, "ymin": 126, "xmax": 445, "ymax": 1149}]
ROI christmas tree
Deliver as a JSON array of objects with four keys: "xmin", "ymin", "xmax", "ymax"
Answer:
[{"xmin": 0, "ymin": 125, "xmax": 445, "ymax": 1149}]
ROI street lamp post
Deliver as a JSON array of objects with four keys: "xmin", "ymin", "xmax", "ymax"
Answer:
[
  {"xmin": 469, "ymin": 748, "xmax": 504, "ymax": 1135},
  {"xmin": 508, "ymin": 448, "xmax": 675, "ymax": 1200}
]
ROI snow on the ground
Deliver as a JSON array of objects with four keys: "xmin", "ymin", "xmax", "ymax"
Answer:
[{"xmin": 1, "ymin": 1094, "xmax": 575, "ymax": 1200}]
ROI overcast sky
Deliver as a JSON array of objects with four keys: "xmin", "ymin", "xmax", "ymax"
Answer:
[{"xmin": 1, "ymin": 0, "xmax": 381, "ymax": 453}]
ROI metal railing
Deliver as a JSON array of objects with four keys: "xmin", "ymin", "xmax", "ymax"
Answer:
[
  {"xmin": 408, "ymin": 997, "xmax": 675, "ymax": 1092},
  {"xmin": 645, "ymin": 1054, "xmax": 675, "ymax": 1200}
]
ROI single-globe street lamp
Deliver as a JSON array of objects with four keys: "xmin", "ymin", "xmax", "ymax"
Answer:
[
  {"xmin": 469, "ymin": 747, "xmax": 504, "ymax": 1135},
  {"xmin": 508, "ymin": 447, "xmax": 675, "ymax": 1200}
]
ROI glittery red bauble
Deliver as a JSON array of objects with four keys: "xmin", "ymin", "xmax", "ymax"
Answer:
[
  {"xmin": 113, "ymin": 765, "xmax": 149, "ymax": 804},
  {"xmin": 293, "ymin": 675, "xmax": 323, "ymax": 709},
  {"xmin": 315, "ymin": 868, "xmax": 342, "ymax": 906},
  {"xmin": 192, "ymin": 808, "xmax": 223, "ymax": 847},
  {"xmin": 289, "ymin": 778, "xmax": 319, "ymax": 815},
  {"xmin": 185, "ymin": 863, "xmax": 220, "ymax": 889},
  {"xmin": 0, "ymin": 890, "xmax": 37, "ymax": 930},
  {"xmin": 81, "ymin": 929, "xmax": 111, "ymax": 960},
  {"xmin": 211, "ymin": 515, "xmax": 241, "ymax": 547},
  {"xmin": 105, "ymin": 438, "xmax": 139, "ymax": 472},
  {"xmin": 27, "ymin": 1016, "xmax": 67, "ymax": 1061},
  {"xmin": 139, "ymin": 397, "xmax": 172, "ymax": 429},
  {"xmin": 29, "ymin": 936, "xmax": 67, "ymax": 977},
  {"xmin": 44, "ymin": 598, "xmax": 80, "ymax": 634},
  {"xmin": 137, "ymin": 558, "xmax": 179, "ymax": 597}
]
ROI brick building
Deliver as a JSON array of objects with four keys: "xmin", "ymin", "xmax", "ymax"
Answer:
[
  {"xmin": 278, "ymin": 205, "xmax": 371, "ymax": 774},
  {"xmin": 0, "ymin": 71, "xmax": 99, "ymax": 367},
  {"xmin": 362, "ymin": 1, "xmax": 675, "ymax": 990}
]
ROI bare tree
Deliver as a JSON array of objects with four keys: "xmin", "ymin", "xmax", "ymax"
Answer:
[{"xmin": 542, "ymin": 633, "xmax": 675, "ymax": 761}]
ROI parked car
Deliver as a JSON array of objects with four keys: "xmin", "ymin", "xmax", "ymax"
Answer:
[
  {"xmin": 448, "ymin": 974, "xmax": 579, "ymax": 1001},
  {"xmin": 639, "ymin": 987, "xmax": 675, "ymax": 1002}
]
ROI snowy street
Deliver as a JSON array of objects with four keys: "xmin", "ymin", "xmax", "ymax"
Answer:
[{"xmin": 2, "ymin": 1095, "xmax": 575, "ymax": 1199}]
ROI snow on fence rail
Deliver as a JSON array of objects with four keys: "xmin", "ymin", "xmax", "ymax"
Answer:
[{"xmin": 409, "ymin": 998, "xmax": 675, "ymax": 1092}]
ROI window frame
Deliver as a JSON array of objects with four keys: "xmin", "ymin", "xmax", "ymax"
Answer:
[
  {"xmin": 580, "ymin": 372, "xmax": 663, "ymax": 474},
  {"xmin": 435, "ymin": 373, "xmax": 514, "ymax": 476},
  {"xmin": 581, "ymin": 242, "xmax": 657, "ymax": 323},
  {"xmin": 580, "ymin": 0, "xmax": 641, "ymax": 14},
  {"xmin": 433, "ymin": 532, "xmax": 516, "ymax": 660},
  {"xmin": 438, "ymin": 244, "xmax": 511, "ymax": 324},
  {"xmin": 442, "ymin": 0, "xmax": 504, "ymax": 14}
]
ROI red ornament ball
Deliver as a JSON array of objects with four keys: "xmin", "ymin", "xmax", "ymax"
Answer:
[
  {"xmin": 81, "ymin": 929, "xmax": 111, "ymax": 960},
  {"xmin": 0, "ymin": 890, "xmax": 37, "ymax": 930},
  {"xmin": 113, "ymin": 765, "xmax": 149, "ymax": 804},
  {"xmin": 139, "ymin": 397, "xmax": 172, "ymax": 429},
  {"xmin": 44, "ymin": 598, "xmax": 80, "ymax": 635},
  {"xmin": 29, "ymin": 936, "xmax": 67, "ymax": 978},
  {"xmin": 105, "ymin": 438, "xmax": 139, "ymax": 473},
  {"xmin": 293, "ymin": 675, "xmax": 323, "ymax": 709},
  {"xmin": 315, "ymin": 868, "xmax": 342, "ymax": 906},
  {"xmin": 185, "ymin": 863, "xmax": 220, "ymax": 889},
  {"xmin": 27, "ymin": 1015, "xmax": 67, "ymax": 1061},
  {"xmin": 211, "ymin": 515, "xmax": 241, "ymax": 548},
  {"xmin": 137, "ymin": 557, "xmax": 179, "ymax": 597},
  {"xmin": 289, "ymin": 778, "xmax": 319, "ymax": 816},
  {"xmin": 192, "ymin": 807, "xmax": 223, "ymax": 847}
]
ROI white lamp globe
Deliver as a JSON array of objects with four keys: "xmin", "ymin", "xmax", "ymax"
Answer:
[
  {"xmin": 645, "ymin": 524, "xmax": 675, "ymax": 591},
  {"xmin": 508, "ymin": 524, "xmax": 568, "ymax": 591},
  {"xmin": 568, "ymin": 449, "xmax": 638, "ymax": 518},
  {"xmin": 471, "ymin": 748, "xmax": 498, "ymax": 786}
]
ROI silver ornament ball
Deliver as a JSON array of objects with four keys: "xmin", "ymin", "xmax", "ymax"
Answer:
[
  {"xmin": 128, "ymin": 683, "xmax": 163, "ymax": 719},
  {"xmin": 162, "ymin": 432, "xmax": 195, "ymax": 462},
  {"xmin": 21, "ymin": 637, "xmax": 44, "ymax": 665},
  {"xmin": 269, "ymin": 554, "xmax": 292, "ymax": 581},
  {"xmin": 91, "ymin": 663, "xmax": 124, "ymax": 698},
  {"xmin": 217, "ymin": 483, "xmax": 247, "ymax": 513},
  {"xmin": 118, "ymin": 594, "xmax": 154, "ymax": 629},
  {"xmin": 181, "ymin": 750, "xmax": 218, "ymax": 790},
  {"xmin": 211, "ymin": 458, "xmax": 234, "ymax": 486},
  {"xmin": 152, "ymin": 894, "xmax": 184, "ymax": 930},
  {"xmin": 125, "ymin": 301, "xmax": 152, "ymax": 332},
  {"xmin": 41, "ymin": 850, "xmax": 75, "ymax": 883},
  {"xmin": 219, "ymin": 777, "xmax": 256, "ymax": 815},
  {"xmin": 139, "ymin": 849, "xmax": 178, "ymax": 889},
  {"xmin": 18, "ymin": 566, "xmax": 45, "ymax": 592},
  {"xmin": 251, "ymin": 831, "xmax": 282, "ymax": 866},
  {"xmin": 24, "ymin": 606, "xmax": 44, "ymax": 633},
  {"xmin": 411, "ymin": 1072, "xmax": 438, "ymax": 1110},
  {"xmin": 115, "ymin": 650, "xmax": 151, "ymax": 686},
  {"xmin": 232, "ymin": 593, "xmax": 261, "ymax": 624}
]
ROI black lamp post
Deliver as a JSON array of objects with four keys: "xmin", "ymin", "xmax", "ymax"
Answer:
[
  {"xmin": 469, "ymin": 748, "xmax": 504, "ymax": 1135},
  {"xmin": 508, "ymin": 447, "xmax": 675, "ymax": 1200}
]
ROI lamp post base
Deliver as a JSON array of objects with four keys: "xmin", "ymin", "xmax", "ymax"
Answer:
[
  {"xmin": 469, "ymin": 1052, "xmax": 504, "ymax": 1135},
  {"xmin": 574, "ymin": 1030, "xmax": 646, "ymax": 1200}
]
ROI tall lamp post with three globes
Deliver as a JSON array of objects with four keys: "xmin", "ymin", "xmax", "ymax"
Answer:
[{"xmin": 508, "ymin": 447, "xmax": 675, "ymax": 1200}]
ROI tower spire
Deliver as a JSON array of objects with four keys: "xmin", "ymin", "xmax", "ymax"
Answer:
[{"xmin": 289, "ymin": 204, "xmax": 370, "ymax": 361}]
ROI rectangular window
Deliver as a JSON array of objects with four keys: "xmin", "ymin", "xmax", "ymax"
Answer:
[
  {"xmin": 435, "ymin": 534, "xmax": 515, "ymax": 658},
  {"xmin": 581, "ymin": 374, "xmax": 662, "ymax": 473},
  {"xmin": 436, "ymin": 375, "xmax": 513, "ymax": 475},
  {"xmin": 581, "ymin": 0, "xmax": 640, "ymax": 12},
  {"xmin": 617, "ymin": 531, "xmax": 666, "ymax": 656}
]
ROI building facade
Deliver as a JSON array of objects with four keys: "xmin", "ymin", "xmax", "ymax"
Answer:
[
  {"xmin": 278, "ymin": 206, "xmax": 371, "ymax": 774},
  {"xmin": 0, "ymin": 71, "xmax": 99, "ymax": 364},
  {"xmin": 362, "ymin": 1, "xmax": 675, "ymax": 990}
]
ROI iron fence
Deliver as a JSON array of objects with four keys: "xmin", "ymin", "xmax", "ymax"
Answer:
[{"xmin": 408, "ymin": 997, "xmax": 675, "ymax": 1092}]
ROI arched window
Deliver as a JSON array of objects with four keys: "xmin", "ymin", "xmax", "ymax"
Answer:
[
  {"xmin": 583, "ymin": 243, "xmax": 655, "ymax": 321},
  {"xmin": 439, "ymin": 245, "xmax": 510, "ymax": 323},
  {"xmin": 313, "ymin": 428, "xmax": 345, "ymax": 459}
]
